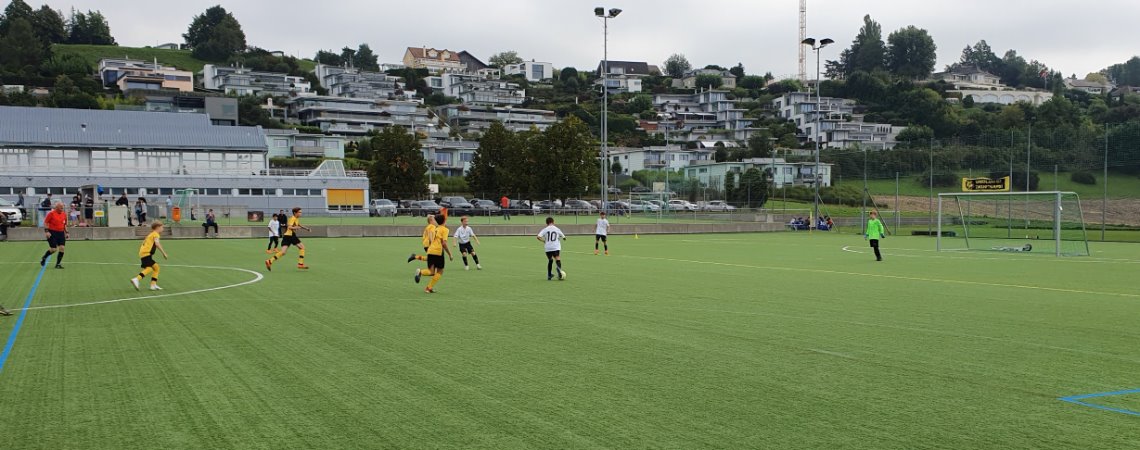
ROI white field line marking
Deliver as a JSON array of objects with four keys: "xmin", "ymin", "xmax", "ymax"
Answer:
[
  {"xmin": 839, "ymin": 245, "xmax": 1140, "ymax": 264},
  {"xmin": 0, "ymin": 262, "xmax": 263, "ymax": 311},
  {"xmin": 845, "ymin": 244, "xmax": 1140, "ymax": 263}
]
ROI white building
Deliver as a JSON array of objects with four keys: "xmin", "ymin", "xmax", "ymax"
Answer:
[
  {"xmin": 933, "ymin": 65, "xmax": 1053, "ymax": 106},
  {"xmin": 596, "ymin": 60, "xmax": 650, "ymax": 94},
  {"xmin": 672, "ymin": 68, "xmax": 737, "ymax": 89},
  {"xmin": 1064, "ymin": 77, "xmax": 1114, "ymax": 95},
  {"xmin": 503, "ymin": 61, "xmax": 554, "ymax": 82},
  {"xmin": 772, "ymin": 92, "xmax": 903, "ymax": 150},
  {"xmin": 435, "ymin": 104, "xmax": 556, "ymax": 136},
  {"xmin": 314, "ymin": 64, "xmax": 415, "ymax": 100},
  {"xmin": 428, "ymin": 73, "xmax": 525, "ymax": 106},
  {"xmin": 201, "ymin": 64, "xmax": 311, "ymax": 97},
  {"xmin": 99, "ymin": 58, "xmax": 194, "ymax": 93},
  {"xmin": 651, "ymin": 90, "xmax": 756, "ymax": 142},
  {"xmin": 683, "ymin": 159, "xmax": 833, "ymax": 190},
  {"xmin": 287, "ymin": 96, "xmax": 441, "ymax": 137},
  {"xmin": 264, "ymin": 129, "xmax": 346, "ymax": 159},
  {"xmin": 606, "ymin": 146, "xmax": 715, "ymax": 173}
]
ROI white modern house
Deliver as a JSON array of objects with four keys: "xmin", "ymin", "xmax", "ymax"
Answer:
[
  {"xmin": 503, "ymin": 61, "xmax": 554, "ymax": 82},
  {"xmin": 772, "ymin": 92, "xmax": 903, "ymax": 150},
  {"xmin": 1064, "ymin": 77, "xmax": 1114, "ymax": 95},
  {"xmin": 428, "ymin": 73, "xmax": 525, "ymax": 106},
  {"xmin": 684, "ymin": 159, "xmax": 833, "ymax": 190},
  {"xmin": 434, "ymin": 104, "xmax": 557, "ymax": 136},
  {"xmin": 286, "ymin": 96, "xmax": 441, "ymax": 137},
  {"xmin": 606, "ymin": 146, "xmax": 716, "ymax": 173},
  {"xmin": 672, "ymin": 68, "xmax": 737, "ymax": 89},
  {"xmin": 596, "ymin": 60, "xmax": 650, "ymax": 94},
  {"xmin": 933, "ymin": 65, "xmax": 1053, "ymax": 106},
  {"xmin": 314, "ymin": 64, "xmax": 415, "ymax": 100},
  {"xmin": 264, "ymin": 129, "xmax": 346, "ymax": 159},
  {"xmin": 201, "ymin": 64, "xmax": 311, "ymax": 97},
  {"xmin": 651, "ymin": 89, "xmax": 756, "ymax": 143}
]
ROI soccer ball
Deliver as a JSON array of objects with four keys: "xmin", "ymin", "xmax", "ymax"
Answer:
[{"xmin": 558, "ymin": 270, "xmax": 566, "ymax": 281}]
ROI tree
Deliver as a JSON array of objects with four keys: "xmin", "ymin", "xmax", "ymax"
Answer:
[
  {"xmin": 739, "ymin": 75, "xmax": 767, "ymax": 89},
  {"xmin": 369, "ymin": 126, "xmax": 428, "ymax": 198},
  {"xmin": 663, "ymin": 53, "xmax": 691, "ymax": 78},
  {"xmin": 747, "ymin": 132, "xmax": 774, "ymax": 158},
  {"xmin": 958, "ymin": 40, "xmax": 1001, "ymax": 74},
  {"xmin": 0, "ymin": 18, "xmax": 42, "ymax": 72},
  {"xmin": 736, "ymin": 168, "xmax": 769, "ymax": 207},
  {"xmin": 237, "ymin": 95, "xmax": 283, "ymax": 128},
  {"xmin": 695, "ymin": 74, "xmax": 723, "ymax": 89},
  {"xmin": 339, "ymin": 46, "xmax": 355, "ymax": 66},
  {"xmin": 724, "ymin": 171, "xmax": 736, "ymax": 202},
  {"xmin": 886, "ymin": 26, "xmax": 936, "ymax": 79},
  {"xmin": 183, "ymin": 6, "xmax": 246, "ymax": 61},
  {"xmin": 0, "ymin": 0, "xmax": 33, "ymax": 36},
  {"xmin": 729, "ymin": 63, "xmax": 745, "ymax": 79},
  {"xmin": 314, "ymin": 50, "xmax": 343, "ymax": 66},
  {"xmin": 836, "ymin": 15, "xmax": 887, "ymax": 76},
  {"xmin": 30, "ymin": 6, "xmax": 67, "ymax": 48},
  {"xmin": 488, "ymin": 50, "xmax": 522, "ymax": 68},
  {"xmin": 48, "ymin": 75, "xmax": 98, "ymax": 109},
  {"xmin": 353, "ymin": 43, "xmax": 379, "ymax": 71},
  {"xmin": 559, "ymin": 66, "xmax": 578, "ymax": 82},
  {"xmin": 466, "ymin": 121, "xmax": 517, "ymax": 194},
  {"xmin": 610, "ymin": 159, "xmax": 623, "ymax": 176},
  {"xmin": 530, "ymin": 116, "xmax": 598, "ymax": 196},
  {"xmin": 1104, "ymin": 56, "xmax": 1140, "ymax": 86},
  {"xmin": 65, "ymin": 9, "xmax": 115, "ymax": 45},
  {"xmin": 627, "ymin": 94, "xmax": 653, "ymax": 114},
  {"xmin": 1084, "ymin": 72, "xmax": 1109, "ymax": 84}
]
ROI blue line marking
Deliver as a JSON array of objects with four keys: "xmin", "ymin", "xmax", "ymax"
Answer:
[
  {"xmin": 1059, "ymin": 388, "xmax": 1140, "ymax": 417},
  {"xmin": 0, "ymin": 259, "xmax": 50, "ymax": 375}
]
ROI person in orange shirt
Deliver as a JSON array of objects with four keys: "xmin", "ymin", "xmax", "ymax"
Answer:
[
  {"xmin": 500, "ymin": 195, "xmax": 510, "ymax": 221},
  {"xmin": 40, "ymin": 201, "xmax": 69, "ymax": 268}
]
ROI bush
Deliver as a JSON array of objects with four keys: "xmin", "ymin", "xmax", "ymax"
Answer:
[
  {"xmin": 618, "ymin": 178, "xmax": 642, "ymax": 190},
  {"xmin": 1070, "ymin": 171, "xmax": 1096, "ymax": 185}
]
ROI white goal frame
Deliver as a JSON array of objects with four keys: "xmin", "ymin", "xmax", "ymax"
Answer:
[{"xmin": 936, "ymin": 191, "xmax": 1090, "ymax": 257}]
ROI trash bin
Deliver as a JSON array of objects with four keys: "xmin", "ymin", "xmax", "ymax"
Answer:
[{"xmin": 172, "ymin": 206, "xmax": 182, "ymax": 223}]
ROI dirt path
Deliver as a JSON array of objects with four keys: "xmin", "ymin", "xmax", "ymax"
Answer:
[{"xmin": 874, "ymin": 196, "xmax": 1140, "ymax": 227}]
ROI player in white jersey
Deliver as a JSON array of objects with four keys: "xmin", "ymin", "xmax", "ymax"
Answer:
[
  {"xmin": 452, "ymin": 216, "xmax": 482, "ymax": 270},
  {"xmin": 594, "ymin": 211, "xmax": 610, "ymax": 255},
  {"xmin": 537, "ymin": 216, "xmax": 566, "ymax": 280}
]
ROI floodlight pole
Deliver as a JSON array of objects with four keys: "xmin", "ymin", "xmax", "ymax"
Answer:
[
  {"xmin": 596, "ymin": 7, "xmax": 621, "ymax": 212},
  {"xmin": 1103, "ymin": 123, "xmax": 1109, "ymax": 241},
  {"xmin": 802, "ymin": 37, "xmax": 831, "ymax": 228}
]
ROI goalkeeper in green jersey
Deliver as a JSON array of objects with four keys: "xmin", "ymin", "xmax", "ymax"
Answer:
[{"xmin": 865, "ymin": 210, "xmax": 886, "ymax": 261}]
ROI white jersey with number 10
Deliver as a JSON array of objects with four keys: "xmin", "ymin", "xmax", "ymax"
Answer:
[{"xmin": 539, "ymin": 225, "xmax": 565, "ymax": 252}]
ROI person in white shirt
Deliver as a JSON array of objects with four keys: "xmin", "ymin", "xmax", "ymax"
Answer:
[
  {"xmin": 452, "ymin": 216, "xmax": 482, "ymax": 270},
  {"xmin": 594, "ymin": 211, "xmax": 610, "ymax": 255},
  {"xmin": 537, "ymin": 216, "xmax": 567, "ymax": 280},
  {"xmin": 266, "ymin": 213, "xmax": 281, "ymax": 254}
]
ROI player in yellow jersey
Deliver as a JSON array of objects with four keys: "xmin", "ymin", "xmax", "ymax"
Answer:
[
  {"xmin": 266, "ymin": 207, "xmax": 312, "ymax": 271},
  {"xmin": 407, "ymin": 214, "xmax": 437, "ymax": 263},
  {"xmin": 414, "ymin": 214, "xmax": 452, "ymax": 293},
  {"xmin": 130, "ymin": 221, "xmax": 169, "ymax": 291}
]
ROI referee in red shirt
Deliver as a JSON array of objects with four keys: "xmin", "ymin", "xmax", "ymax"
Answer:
[{"xmin": 41, "ymin": 201, "xmax": 69, "ymax": 268}]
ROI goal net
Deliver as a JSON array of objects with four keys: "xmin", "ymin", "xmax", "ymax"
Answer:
[{"xmin": 936, "ymin": 191, "xmax": 1090, "ymax": 256}]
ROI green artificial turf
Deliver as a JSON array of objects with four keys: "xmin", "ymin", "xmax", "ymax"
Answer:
[{"xmin": 1, "ymin": 233, "xmax": 1139, "ymax": 449}]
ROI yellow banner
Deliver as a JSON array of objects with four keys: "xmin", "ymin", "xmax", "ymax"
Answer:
[{"xmin": 961, "ymin": 176, "xmax": 1011, "ymax": 192}]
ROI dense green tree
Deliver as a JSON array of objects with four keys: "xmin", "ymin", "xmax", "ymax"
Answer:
[
  {"xmin": 559, "ymin": 66, "xmax": 578, "ymax": 82},
  {"xmin": 0, "ymin": 0, "xmax": 34, "ymax": 36},
  {"xmin": 314, "ymin": 49, "xmax": 342, "ymax": 66},
  {"xmin": 834, "ymin": 15, "xmax": 887, "ymax": 77},
  {"xmin": 1103, "ymin": 56, "xmax": 1140, "ymax": 85},
  {"xmin": 353, "ymin": 43, "xmax": 379, "ymax": 71},
  {"xmin": 237, "ymin": 95, "xmax": 283, "ymax": 128},
  {"xmin": 47, "ymin": 75, "xmax": 98, "ymax": 109},
  {"xmin": 695, "ymin": 74, "xmax": 723, "ymax": 89},
  {"xmin": 530, "ymin": 116, "xmax": 598, "ymax": 196},
  {"xmin": 369, "ymin": 126, "xmax": 428, "ymax": 198},
  {"xmin": 466, "ymin": 121, "xmax": 517, "ymax": 194},
  {"xmin": 738, "ymin": 75, "xmax": 767, "ymax": 89},
  {"xmin": 958, "ymin": 40, "xmax": 1001, "ymax": 74},
  {"xmin": 488, "ymin": 50, "xmax": 522, "ymax": 68},
  {"xmin": 66, "ymin": 10, "xmax": 115, "ymax": 45},
  {"xmin": 663, "ymin": 53, "xmax": 691, "ymax": 78},
  {"xmin": 729, "ymin": 63, "xmax": 745, "ymax": 79},
  {"xmin": 610, "ymin": 159, "xmax": 623, "ymax": 176},
  {"xmin": 886, "ymin": 26, "xmax": 936, "ymax": 79},
  {"xmin": 30, "ymin": 6, "xmax": 66, "ymax": 48},
  {"xmin": 627, "ymin": 94, "xmax": 653, "ymax": 114},
  {"xmin": 0, "ymin": 18, "xmax": 42, "ymax": 72},
  {"xmin": 736, "ymin": 168, "xmax": 768, "ymax": 207},
  {"xmin": 183, "ymin": 6, "xmax": 246, "ymax": 61},
  {"xmin": 339, "ymin": 46, "xmax": 355, "ymax": 65}
]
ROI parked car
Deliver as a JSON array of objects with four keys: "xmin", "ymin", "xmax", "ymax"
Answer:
[
  {"xmin": 629, "ymin": 200, "xmax": 660, "ymax": 213},
  {"xmin": 0, "ymin": 199, "xmax": 22, "ymax": 226},
  {"xmin": 535, "ymin": 200, "xmax": 560, "ymax": 213},
  {"xmin": 606, "ymin": 187, "xmax": 622, "ymax": 195},
  {"xmin": 604, "ymin": 201, "xmax": 630, "ymax": 216},
  {"xmin": 369, "ymin": 199, "xmax": 398, "ymax": 217},
  {"xmin": 562, "ymin": 199, "xmax": 597, "ymax": 213},
  {"xmin": 668, "ymin": 199, "xmax": 698, "ymax": 212},
  {"xmin": 647, "ymin": 200, "xmax": 666, "ymax": 210},
  {"xmin": 439, "ymin": 196, "xmax": 475, "ymax": 215},
  {"xmin": 509, "ymin": 200, "xmax": 538, "ymax": 215},
  {"xmin": 701, "ymin": 200, "xmax": 736, "ymax": 212},
  {"xmin": 407, "ymin": 200, "xmax": 442, "ymax": 216},
  {"xmin": 472, "ymin": 199, "xmax": 501, "ymax": 215},
  {"xmin": 631, "ymin": 186, "xmax": 651, "ymax": 193}
]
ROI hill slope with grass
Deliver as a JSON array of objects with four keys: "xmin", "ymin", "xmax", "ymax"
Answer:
[{"xmin": 53, "ymin": 44, "xmax": 316, "ymax": 74}]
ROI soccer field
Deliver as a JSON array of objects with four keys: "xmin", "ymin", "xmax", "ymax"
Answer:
[{"xmin": 1, "ymin": 233, "xmax": 1138, "ymax": 449}]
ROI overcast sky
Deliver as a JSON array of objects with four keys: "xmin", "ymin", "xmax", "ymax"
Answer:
[{"xmin": 48, "ymin": 0, "xmax": 1140, "ymax": 78}]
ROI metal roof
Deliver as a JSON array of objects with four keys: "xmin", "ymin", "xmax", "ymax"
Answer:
[{"xmin": 0, "ymin": 106, "xmax": 267, "ymax": 151}]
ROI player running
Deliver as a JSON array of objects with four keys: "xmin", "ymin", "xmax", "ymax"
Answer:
[
  {"xmin": 130, "ymin": 221, "xmax": 169, "ymax": 291},
  {"xmin": 594, "ymin": 211, "xmax": 610, "ymax": 255},
  {"xmin": 453, "ymin": 216, "xmax": 481, "ymax": 270},
  {"xmin": 415, "ymin": 214, "xmax": 453, "ymax": 293},
  {"xmin": 266, "ymin": 207, "xmax": 311, "ymax": 271},
  {"xmin": 407, "ymin": 214, "xmax": 437, "ymax": 263},
  {"xmin": 865, "ymin": 210, "xmax": 886, "ymax": 262},
  {"xmin": 538, "ymin": 216, "xmax": 566, "ymax": 280},
  {"xmin": 40, "ymin": 201, "xmax": 68, "ymax": 268}
]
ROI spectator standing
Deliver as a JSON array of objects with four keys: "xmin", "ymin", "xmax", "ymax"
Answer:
[
  {"xmin": 500, "ymin": 195, "xmax": 510, "ymax": 221},
  {"xmin": 135, "ymin": 198, "xmax": 148, "ymax": 225}
]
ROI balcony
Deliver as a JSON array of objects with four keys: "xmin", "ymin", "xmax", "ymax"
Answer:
[
  {"xmin": 293, "ymin": 146, "xmax": 327, "ymax": 157},
  {"xmin": 644, "ymin": 159, "xmax": 667, "ymax": 168}
]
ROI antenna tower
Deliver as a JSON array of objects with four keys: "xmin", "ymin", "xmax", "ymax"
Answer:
[{"xmin": 798, "ymin": 0, "xmax": 807, "ymax": 83}]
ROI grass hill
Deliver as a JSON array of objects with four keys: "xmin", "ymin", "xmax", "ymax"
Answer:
[{"xmin": 53, "ymin": 44, "xmax": 316, "ymax": 74}]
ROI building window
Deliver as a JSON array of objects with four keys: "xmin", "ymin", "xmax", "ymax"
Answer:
[
  {"xmin": 323, "ymin": 140, "xmax": 339, "ymax": 149},
  {"xmin": 274, "ymin": 139, "xmax": 288, "ymax": 147},
  {"xmin": 460, "ymin": 153, "xmax": 474, "ymax": 162},
  {"xmin": 532, "ymin": 65, "xmax": 543, "ymax": 80}
]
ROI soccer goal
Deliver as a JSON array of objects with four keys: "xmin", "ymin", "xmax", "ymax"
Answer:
[{"xmin": 936, "ymin": 191, "xmax": 1090, "ymax": 256}]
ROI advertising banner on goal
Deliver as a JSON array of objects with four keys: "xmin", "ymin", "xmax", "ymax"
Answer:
[{"xmin": 961, "ymin": 176, "xmax": 1011, "ymax": 192}]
